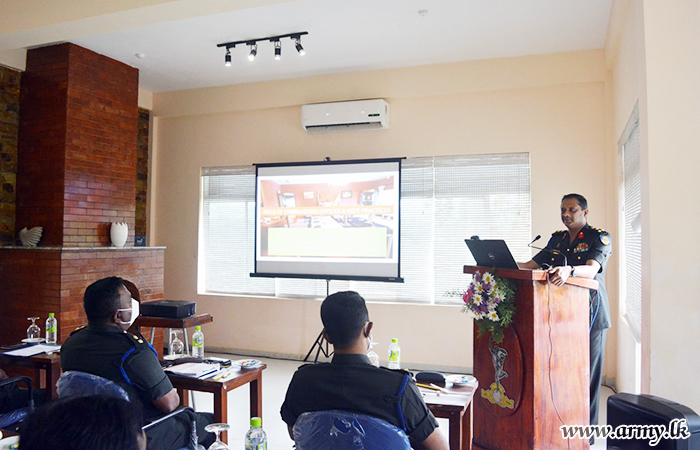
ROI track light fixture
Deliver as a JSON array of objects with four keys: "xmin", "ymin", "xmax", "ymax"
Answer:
[
  {"xmin": 248, "ymin": 42, "xmax": 257, "ymax": 61},
  {"xmin": 294, "ymin": 37, "xmax": 305, "ymax": 56},
  {"xmin": 273, "ymin": 39, "xmax": 282, "ymax": 60},
  {"xmin": 217, "ymin": 31, "xmax": 308, "ymax": 66}
]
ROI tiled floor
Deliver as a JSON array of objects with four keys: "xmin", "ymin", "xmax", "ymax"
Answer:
[{"xmin": 192, "ymin": 353, "xmax": 615, "ymax": 449}]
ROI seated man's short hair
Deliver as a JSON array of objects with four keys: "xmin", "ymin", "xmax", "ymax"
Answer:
[
  {"xmin": 19, "ymin": 395, "xmax": 144, "ymax": 450},
  {"xmin": 321, "ymin": 291, "xmax": 369, "ymax": 348},
  {"xmin": 83, "ymin": 276, "xmax": 125, "ymax": 323}
]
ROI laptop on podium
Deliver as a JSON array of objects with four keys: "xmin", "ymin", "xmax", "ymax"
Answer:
[{"xmin": 465, "ymin": 237, "xmax": 519, "ymax": 269}]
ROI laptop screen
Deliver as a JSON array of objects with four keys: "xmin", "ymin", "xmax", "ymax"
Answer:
[{"xmin": 464, "ymin": 238, "xmax": 519, "ymax": 269}]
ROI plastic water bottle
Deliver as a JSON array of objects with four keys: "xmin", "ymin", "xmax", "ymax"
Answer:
[
  {"xmin": 45, "ymin": 313, "xmax": 57, "ymax": 344},
  {"xmin": 387, "ymin": 338, "xmax": 401, "ymax": 370},
  {"xmin": 367, "ymin": 341, "xmax": 380, "ymax": 367},
  {"xmin": 244, "ymin": 416, "xmax": 267, "ymax": 450},
  {"xmin": 191, "ymin": 325, "xmax": 204, "ymax": 358}
]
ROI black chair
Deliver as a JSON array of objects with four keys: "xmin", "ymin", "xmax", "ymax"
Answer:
[
  {"xmin": 0, "ymin": 376, "xmax": 34, "ymax": 430},
  {"xmin": 607, "ymin": 393, "xmax": 700, "ymax": 449}
]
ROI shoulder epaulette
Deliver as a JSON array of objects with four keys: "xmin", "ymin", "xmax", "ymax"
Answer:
[
  {"xmin": 70, "ymin": 325, "xmax": 86, "ymax": 336},
  {"xmin": 552, "ymin": 230, "xmax": 566, "ymax": 235},
  {"xmin": 125, "ymin": 332, "xmax": 148, "ymax": 346}
]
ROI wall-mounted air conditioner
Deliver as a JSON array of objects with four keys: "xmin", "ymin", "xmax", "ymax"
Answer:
[{"xmin": 301, "ymin": 99, "xmax": 390, "ymax": 133}]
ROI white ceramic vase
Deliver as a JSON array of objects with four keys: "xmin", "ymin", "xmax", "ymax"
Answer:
[{"xmin": 110, "ymin": 222, "xmax": 128, "ymax": 247}]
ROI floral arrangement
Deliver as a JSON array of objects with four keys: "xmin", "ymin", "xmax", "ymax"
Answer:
[{"xmin": 462, "ymin": 271, "xmax": 516, "ymax": 343}]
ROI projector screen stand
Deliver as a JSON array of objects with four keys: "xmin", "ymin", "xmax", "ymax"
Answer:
[{"xmin": 303, "ymin": 279, "xmax": 334, "ymax": 363}]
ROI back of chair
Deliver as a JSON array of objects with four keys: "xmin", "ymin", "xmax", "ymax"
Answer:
[
  {"xmin": 0, "ymin": 376, "xmax": 34, "ymax": 429},
  {"xmin": 56, "ymin": 371, "xmax": 129, "ymax": 401},
  {"xmin": 293, "ymin": 410, "xmax": 411, "ymax": 450}
]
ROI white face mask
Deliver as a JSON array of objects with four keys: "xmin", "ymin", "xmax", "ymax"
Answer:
[{"xmin": 116, "ymin": 298, "xmax": 140, "ymax": 327}]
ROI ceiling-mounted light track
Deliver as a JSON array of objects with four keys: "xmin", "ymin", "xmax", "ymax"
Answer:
[{"xmin": 216, "ymin": 31, "xmax": 308, "ymax": 67}]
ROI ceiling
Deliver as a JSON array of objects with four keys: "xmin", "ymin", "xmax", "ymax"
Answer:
[{"xmin": 19, "ymin": 0, "xmax": 613, "ymax": 93}]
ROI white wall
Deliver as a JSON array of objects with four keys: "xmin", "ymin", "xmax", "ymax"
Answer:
[
  {"xmin": 606, "ymin": 0, "xmax": 700, "ymax": 413},
  {"xmin": 151, "ymin": 51, "xmax": 612, "ymax": 371},
  {"xmin": 642, "ymin": 0, "xmax": 700, "ymax": 413},
  {"xmin": 606, "ymin": 0, "xmax": 647, "ymax": 395}
]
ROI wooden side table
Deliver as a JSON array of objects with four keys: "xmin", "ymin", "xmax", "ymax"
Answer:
[
  {"xmin": 0, "ymin": 350, "xmax": 62, "ymax": 401},
  {"xmin": 167, "ymin": 364, "xmax": 266, "ymax": 444},
  {"xmin": 424, "ymin": 381, "xmax": 477, "ymax": 450}
]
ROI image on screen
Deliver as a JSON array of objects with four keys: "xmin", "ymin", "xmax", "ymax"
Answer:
[{"xmin": 254, "ymin": 159, "xmax": 401, "ymax": 280}]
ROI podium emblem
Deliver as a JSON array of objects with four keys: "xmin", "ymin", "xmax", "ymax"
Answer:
[{"xmin": 481, "ymin": 336, "xmax": 515, "ymax": 409}]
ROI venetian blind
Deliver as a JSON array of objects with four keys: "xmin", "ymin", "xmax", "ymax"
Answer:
[
  {"xmin": 200, "ymin": 153, "xmax": 530, "ymax": 304},
  {"xmin": 622, "ymin": 119, "xmax": 642, "ymax": 341},
  {"xmin": 201, "ymin": 167, "xmax": 274, "ymax": 296},
  {"xmin": 433, "ymin": 153, "xmax": 531, "ymax": 304}
]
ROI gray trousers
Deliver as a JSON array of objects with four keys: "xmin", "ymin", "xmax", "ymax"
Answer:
[{"xmin": 590, "ymin": 327, "xmax": 607, "ymax": 426}]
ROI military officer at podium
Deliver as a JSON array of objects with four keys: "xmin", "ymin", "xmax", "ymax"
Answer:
[{"xmin": 518, "ymin": 193, "xmax": 612, "ymax": 432}]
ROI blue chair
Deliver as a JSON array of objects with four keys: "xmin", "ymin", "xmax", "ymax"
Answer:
[
  {"xmin": 56, "ymin": 370, "xmax": 129, "ymax": 401},
  {"xmin": 0, "ymin": 376, "xmax": 34, "ymax": 430},
  {"xmin": 57, "ymin": 371, "xmax": 204, "ymax": 450},
  {"xmin": 293, "ymin": 410, "xmax": 411, "ymax": 450}
]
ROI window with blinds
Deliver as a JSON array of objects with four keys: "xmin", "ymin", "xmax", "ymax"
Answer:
[
  {"xmin": 200, "ymin": 153, "xmax": 531, "ymax": 304},
  {"xmin": 622, "ymin": 115, "xmax": 642, "ymax": 341}
]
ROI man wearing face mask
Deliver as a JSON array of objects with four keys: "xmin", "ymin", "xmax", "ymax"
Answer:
[
  {"xmin": 280, "ymin": 291, "xmax": 447, "ymax": 450},
  {"xmin": 61, "ymin": 276, "xmax": 215, "ymax": 450}
]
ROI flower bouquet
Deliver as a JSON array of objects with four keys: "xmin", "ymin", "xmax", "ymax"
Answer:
[{"xmin": 462, "ymin": 271, "xmax": 516, "ymax": 343}]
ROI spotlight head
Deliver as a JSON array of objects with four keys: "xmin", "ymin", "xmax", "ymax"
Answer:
[
  {"xmin": 294, "ymin": 37, "xmax": 305, "ymax": 56},
  {"xmin": 225, "ymin": 50, "xmax": 231, "ymax": 67},
  {"xmin": 273, "ymin": 39, "xmax": 281, "ymax": 60},
  {"xmin": 248, "ymin": 42, "xmax": 257, "ymax": 61}
]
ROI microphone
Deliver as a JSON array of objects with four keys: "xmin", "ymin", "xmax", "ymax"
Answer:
[{"xmin": 527, "ymin": 235, "xmax": 568, "ymax": 267}]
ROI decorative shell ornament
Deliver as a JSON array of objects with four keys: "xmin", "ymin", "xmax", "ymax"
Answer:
[{"xmin": 19, "ymin": 226, "xmax": 43, "ymax": 247}]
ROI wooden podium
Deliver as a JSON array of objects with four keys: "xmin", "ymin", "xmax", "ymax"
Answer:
[{"xmin": 464, "ymin": 266, "xmax": 598, "ymax": 450}]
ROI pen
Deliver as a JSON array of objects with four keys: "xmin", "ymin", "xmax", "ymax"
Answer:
[
  {"xmin": 416, "ymin": 383, "xmax": 441, "ymax": 391},
  {"xmin": 214, "ymin": 371, "xmax": 231, "ymax": 381}
]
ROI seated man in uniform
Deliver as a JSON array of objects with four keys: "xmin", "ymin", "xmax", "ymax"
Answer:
[
  {"xmin": 61, "ymin": 277, "xmax": 214, "ymax": 450},
  {"xmin": 281, "ymin": 291, "xmax": 448, "ymax": 450}
]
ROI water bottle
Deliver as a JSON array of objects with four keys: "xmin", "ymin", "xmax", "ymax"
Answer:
[
  {"xmin": 367, "ymin": 341, "xmax": 380, "ymax": 368},
  {"xmin": 45, "ymin": 313, "xmax": 57, "ymax": 344},
  {"xmin": 244, "ymin": 416, "xmax": 267, "ymax": 450},
  {"xmin": 387, "ymin": 338, "xmax": 401, "ymax": 370},
  {"xmin": 191, "ymin": 326, "xmax": 204, "ymax": 358}
]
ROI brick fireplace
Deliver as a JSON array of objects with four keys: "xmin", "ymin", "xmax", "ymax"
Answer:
[{"xmin": 0, "ymin": 43, "xmax": 164, "ymax": 346}]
